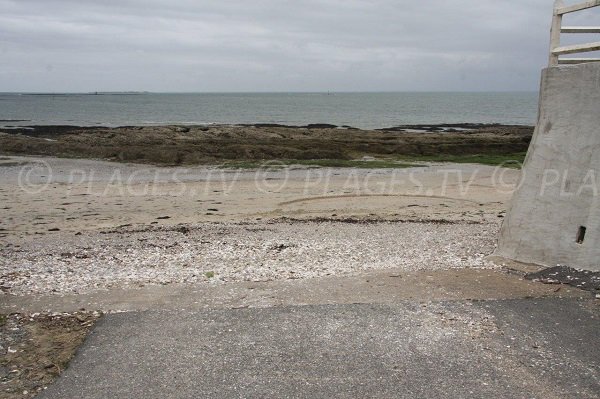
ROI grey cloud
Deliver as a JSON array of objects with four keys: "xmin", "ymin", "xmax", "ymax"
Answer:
[{"xmin": 0, "ymin": 0, "xmax": 598, "ymax": 92}]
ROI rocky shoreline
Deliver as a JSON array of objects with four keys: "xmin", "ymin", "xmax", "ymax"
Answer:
[{"xmin": 0, "ymin": 123, "xmax": 533, "ymax": 166}]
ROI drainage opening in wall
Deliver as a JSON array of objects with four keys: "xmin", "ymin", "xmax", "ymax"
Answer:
[{"xmin": 576, "ymin": 226, "xmax": 586, "ymax": 244}]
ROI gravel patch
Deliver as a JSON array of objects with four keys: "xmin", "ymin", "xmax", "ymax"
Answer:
[
  {"xmin": 0, "ymin": 221, "xmax": 499, "ymax": 296},
  {"xmin": 0, "ymin": 311, "xmax": 100, "ymax": 399}
]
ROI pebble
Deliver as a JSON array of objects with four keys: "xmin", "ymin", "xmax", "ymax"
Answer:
[{"xmin": 0, "ymin": 220, "xmax": 499, "ymax": 296}]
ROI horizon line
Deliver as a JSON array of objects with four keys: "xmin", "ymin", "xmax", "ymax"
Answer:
[{"xmin": 0, "ymin": 90, "xmax": 538, "ymax": 95}]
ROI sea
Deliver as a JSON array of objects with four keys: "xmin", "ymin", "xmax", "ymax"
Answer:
[{"xmin": 0, "ymin": 92, "xmax": 538, "ymax": 130}]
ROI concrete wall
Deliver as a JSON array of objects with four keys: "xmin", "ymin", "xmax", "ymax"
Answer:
[{"xmin": 495, "ymin": 62, "xmax": 600, "ymax": 271}]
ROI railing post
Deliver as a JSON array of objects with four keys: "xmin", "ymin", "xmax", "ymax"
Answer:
[{"xmin": 549, "ymin": 0, "xmax": 565, "ymax": 66}]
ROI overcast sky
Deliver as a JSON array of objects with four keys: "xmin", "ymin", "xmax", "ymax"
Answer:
[{"xmin": 0, "ymin": 0, "xmax": 598, "ymax": 92}]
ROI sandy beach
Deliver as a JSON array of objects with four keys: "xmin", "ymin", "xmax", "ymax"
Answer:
[
  {"xmin": 0, "ymin": 151, "xmax": 520, "ymax": 296},
  {"xmin": 2, "ymin": 126, "xmax": 595, "ymax": 398},
  {"xmin": 0, "ymin": 125, "xmax": 534, "ymax": 397},
  {"xmin": 7, "ymin": 146, "xmax": 594, "ymax": 399}
]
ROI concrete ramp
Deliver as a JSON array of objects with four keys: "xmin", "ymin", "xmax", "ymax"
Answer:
[
  {"xmin": 495, "ymin": 62, "xmax": 600, "ymax": 271},
  {"xmin": 37, "ymin": 300, "xmax": 600, "ymax": 399}
]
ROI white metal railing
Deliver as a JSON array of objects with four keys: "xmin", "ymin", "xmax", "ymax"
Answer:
[{"xmin": 549, "ymin": 0, "xmax": 600, "ymax": 66}]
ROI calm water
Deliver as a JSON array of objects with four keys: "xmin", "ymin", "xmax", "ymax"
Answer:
[{"xmin": 0, "ymin": 92, "xmax": 538, "ymax": 129}]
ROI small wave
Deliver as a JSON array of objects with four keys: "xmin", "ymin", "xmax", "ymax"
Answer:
[
  {"xmin": 139, "ymin": 121, "xmax": 215, "ymax": 125},
  {"xmin": 0, "ymin": 119, "xmax": 30, "ymax": 122},
  {"xmin": 0, "ymin": 126, "xmax": 34, "ymax": 130}
]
